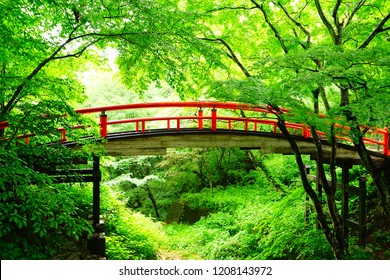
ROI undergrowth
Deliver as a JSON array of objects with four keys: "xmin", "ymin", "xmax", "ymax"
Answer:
[
  {"xmin": 164, "ymin": 172, "xmax": 335, "ymax": 260},
  {"xmin": 100, "ymin": 184, "xmax": 167, "ymax": 260}
]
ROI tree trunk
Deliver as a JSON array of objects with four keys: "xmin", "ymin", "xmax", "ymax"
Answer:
[
  {"xmin": 347, "ymin": 116, "xmax": 390, "ymax": 217},
  {"xmin": 342, "ymin": 94, "xmax": 390, "ymax": 217},
  {"xmin": 272, "ymin": 105, "xmax": 345, "ymax": 259},
  {"xmin": 245, "ymin": 151, "xmax": 286, "ymax": 195},
  {"xmin": 310, "ymin": 126, "xmax": 346, "ymax": 256},
  {"xmin": 144, "ymin": 185, "xmax": 160, "ymax": 219}
]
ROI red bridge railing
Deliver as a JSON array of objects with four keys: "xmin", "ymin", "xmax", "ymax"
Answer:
[{"xmin": 0, "ymin": 101, "xmax": 389, "ymax": 156}]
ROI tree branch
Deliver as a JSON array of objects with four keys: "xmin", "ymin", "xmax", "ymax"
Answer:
[
  {"xmin": 199, "ymin": 37, "xmax": 252, "ymax": 78},
  {"xmin": 332, "ymin": 0, "xmax": 342, "ymax": 27},
  {"xmin": 251, "ymin": 0, "xmax": 289, "ymax": 54},
  {"xmin": 277, "ymin": 1, "xmax": 311, "ymax": 49},
  {"xmin": 359, "ymin": 12, "xmax": 390, "ymax": 49},
  {"xmin": 345, "ymin": 0, "xmax": 366, "ymax": 28},
  {"xmin": 53, "ymin": 39, "xmax": 102, "ymax": 60},
  {"xmin": 314, "ymin": 0, "xmax": 338, "ymax": 44},
  {"xmin": 2, "ymin": 38, "xmax": 73, "ymax": 116},
  {"xmin": 206, "ymin": 5, "xmax": 257, "ymax": 13},
  {"xmin": 1, "ymin": 25, "xmax": 168, "ymax": 116}
]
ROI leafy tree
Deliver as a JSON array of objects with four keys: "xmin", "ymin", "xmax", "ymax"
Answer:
[
  {"xmin": 0, "ymin": 0, "xmax": 212, "ymax": 258},
  {"xmin": 164, "ymin": 0, "xmax": 390, "ymax": 259}
]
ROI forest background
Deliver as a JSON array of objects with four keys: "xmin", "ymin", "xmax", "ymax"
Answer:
[{"xmin": 0, "ymin": 0, "xmax": 389, "ymax": 260}]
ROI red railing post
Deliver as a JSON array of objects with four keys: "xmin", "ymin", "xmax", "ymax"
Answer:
[
  {"xmin": 100, "ymin": 111, "xmax": 107, "ymax": 138},
  {"xmin": 25, "ymin": 137, "xmax": 29, "ymax": 144},
  {"xmin": 177, "ymin": 118, "xmax": 180, "ymax": 132},
  {"xmin": 245, "ymin": 119, "xmax": 249, "ymax": 131},
  {"xmin": 211, "ymin": 107, "xmax": 217, "ymax": 131},
  {"xmin": 384, "ymin": 127, "xmax": 389, "ymax": 156},
  {"xmin": 167, "ymin": 119, "xmax": 171, "ymax": 130},
  {"xmin": 59, "ymin": 129, "xmax": 67, "ymax": 142},
  {"xmin": 302, "ymin": 125, "xmax": 310, "ymax": 139},
  {"xmin": 228, "ymin": 120, "xmax": 231, "ymax": 130},
  {"xmin": 142, "ymin": 121, "xmax": 145, "ymax": 134},
  {"xmin": 136, "ymin": 121, "xmax": 139, "ymax": 132},
  {"xmin": 198, "ymin": 109, "xmax": 203, "ymax": 130}
]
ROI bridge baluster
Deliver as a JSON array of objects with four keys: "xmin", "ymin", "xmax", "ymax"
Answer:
[
  {"xmin": 384, "ymin": 127, "xmax": 389, "ymax": 156},
  {"xmin": 211, "ymin": 108, "xmax": 217, "ymax": 131},
  {"xmin": 302, "ymin": 125, "xmax": 310, "ymax": 139},
  {"xmin": 198, "ymin": 109, "xmax": 203, "ymax": 130},
  {"xmin": 59, "ymin": 129, "xmax": 67, "ymax": 142},
  {"xmin": 100, "ymin": 111, "xmax": 107, "ymax": 138}
]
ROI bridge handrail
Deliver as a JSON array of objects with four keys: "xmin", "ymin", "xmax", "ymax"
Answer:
[
  {"xmin": 74, "ymin": 101, "xmax": 287, "ymax": 114},
  {"xmin": 0, "ymin": 102, "xmax": 389, "ymax": 156}
]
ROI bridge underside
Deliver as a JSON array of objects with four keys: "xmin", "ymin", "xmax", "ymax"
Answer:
[{"xmin": 66, "ymin": 129, "xmax": 386, "ymax": 167}]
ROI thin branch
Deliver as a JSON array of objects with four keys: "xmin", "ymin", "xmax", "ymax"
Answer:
[
  {"xmin": 251, "ymin": 0, "xmax": 289, "ymax": 54},
  {"xmin": 199, "ymin": 37, "xmax": 252, "ymax": 78},
  {"xmin": 359, "ymin": 12, "xmax": 390, "ymax": 48},
  {"xmin": 345, "ymin": 0, "xmax": 366, "ymax": 28},
  {"xmin": 206, "ymin": 5, "xmax": 257, "ymax": 13},
  {"xmin": 2, "ymin": 38, "xmax": 73, "ymax": 116},
  {"xmin": 277, "ymin": 1, "xmax": 311, "ymax": 49},
  {"xmin": 99, "ymin": 0, "xmax": 113, "ymax": 18},
  {"xmin": 2, "ymin": 26, "xmax": 171, "ymax": 116},
  {"xmin": 53, "ymin": 39, "xmax": 102, "ymax": 60},
  {"xmin": 332, "ymin": 0, "xmax": 342, "ymax": 27},
  {"xmin": 314, "ymin": 0, "xmax": 338, "ymax": 44}
]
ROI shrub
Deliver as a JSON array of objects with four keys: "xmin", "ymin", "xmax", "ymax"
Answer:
[{"xmin": 101, "ymin": 185, "xmax": 167, "ymax": 260}]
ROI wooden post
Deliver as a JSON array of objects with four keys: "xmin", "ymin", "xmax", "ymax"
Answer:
[
  {"xmin": 198, "ymin": 109, "xmax": 203, "ymax": 130},
  {"xmin": 92, "ymin": 156, "xmax": 101, "ymax": 227},
  {"xmin": 341, "ymin": 165, "xmax": 350, "ymax": 244},
  {"xmin": 177, "ymin": 118, "xmax": 180, "ymax": 132},
  {"xmin": 316, "ymin": 161, "xmax": 323, "ymax": 205},
  {"xmin": 99, "ymin": 111, "xmax": 107, "ymax": 138},
  {"xmin": 315, "ymin": 161, "xmax": 323, "ymax": 229},
  {"xmin": 359, "ymin": 177, "xmax": 367, "ymax": 247},
  {"xmin": 383, "ymin": 127, "xmax": 389, "ymax": 156},
  {"xmin": 302, "ymin": 125, "xmax": 310, "ymax": 139},
  {"xmin": 304, "ymin": 164, "xmax": 311, "ymax": 223},
  {"xmin": 211, "ymin": 108, "xmax": 217, "ymax": 131},
  {"xmin": 90, "ymin": 156, "xmax": 105, "ymax": 258},
  {"xmin": 59, "ymin": 129, "xmax": 66, "ymax": 142}
]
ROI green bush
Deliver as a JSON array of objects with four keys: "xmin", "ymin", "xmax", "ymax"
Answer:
[
  {"xmin": 100, "ymin": 185, "xmax": 167, "ymax": 260},
  {"xmin": 164, "ymin": 183, "xmax": 334, "ymax": 260}
]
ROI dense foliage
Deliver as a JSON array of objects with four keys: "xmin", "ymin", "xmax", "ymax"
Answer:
[{"xmin": 1, "ymin": 0, "xmax": 389, "ymax": 260}]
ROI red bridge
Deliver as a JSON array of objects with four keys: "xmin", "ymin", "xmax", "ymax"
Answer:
[{"xmin": 1, "ymin": 101, "xmax": 389, "ymax": 161}]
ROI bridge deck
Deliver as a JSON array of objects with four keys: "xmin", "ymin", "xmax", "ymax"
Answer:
[{"xmin": 64, "ymin": 128, "xmax": 387, "ymax": 167}]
